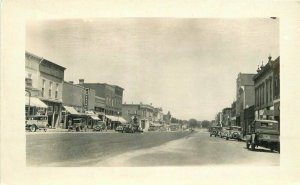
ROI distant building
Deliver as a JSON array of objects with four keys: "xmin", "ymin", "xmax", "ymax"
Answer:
[
  {"xmin": 236, "ymin": 73, "xmax": 255, "ymax": 132},
  {"xmin": 253, "ymin": 56, "xmax": 280, "ymax": 123},
  {"xmin": 25, "ymin": 51, "xmax": 66, "ymax": 128},
  {"xmin": 230, "ymin": 101, "xmax": 237, "ymax": 126},
  {"xmin": 222, "ymin": 107, "xmax": 232, "ymax": 127},
  {"xmin": 122, "ymin": 102, "xmax": 154, "ymax": 131},
  {"xmin": 78, "ymin": 79, "xmax": 124, "ymax": 116},
  {"xmin": 163, "ymin": 111, "xmax": 172, "ymax": 125},
  {"xmin": 62, "ymin": 81, "xmax": 85, "ymax": 113},
  {"xmin": 153, "ymin": 107, "xmax": 164, "ymax": 125}
]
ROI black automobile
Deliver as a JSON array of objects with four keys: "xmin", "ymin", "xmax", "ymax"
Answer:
[
  {"xmin": 246, "ymin": 119, "xmax": 280, "ymax": 153},
  {"xmin": 210, "ymin": 126, "xmax": 221, "ymax": 137},
  {"xmin": 93, "ymin": 121, "xmax": 106, "ymax": 132}
]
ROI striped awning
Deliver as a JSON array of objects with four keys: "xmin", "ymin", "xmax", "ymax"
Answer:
[
  {"xmin": 63, "ymin": 106, "xmax": 79, "ymax": 114},
  {"xmin": 25, "ymin": 96, "xmax": 47, "ymax": 108}
]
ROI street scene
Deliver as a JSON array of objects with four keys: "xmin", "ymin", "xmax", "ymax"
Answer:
[{"xmin": 25, "ymin": 18, "xmax": 280, "ymax": 166}]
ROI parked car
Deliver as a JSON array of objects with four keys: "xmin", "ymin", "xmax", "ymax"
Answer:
[
  {"xmin": 93, "ymin": 121, "xmax": 106, "ymax": 132},
  {"xmin": 25, "ymin": 115, "xmax": 48, "ymax": 132},
  {"xmin": 209, "ymin": 126, "xmax": 221, "ymax": 137},
  {"xmin": 246, "ymin": 119, "xmax": 280, "ymax": 153},
  {"xmin": 220, "ymin": 127, "xmax": 230, "ymax": 138},
  {"xmin": 68, "ymin": 118, "xmax": 86, "ymax": 132},
  {"xmin": 226, "ymin": 126, "xmax": 242, "ymax": 141},
  {"xmin": 122, "ymin": 123, "xmax": 143, "ymax": 133}
]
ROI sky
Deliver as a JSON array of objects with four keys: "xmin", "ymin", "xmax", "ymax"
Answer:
[{"xmin": 26, "ymin": 18, "xmax": 279, "ymax": 121}]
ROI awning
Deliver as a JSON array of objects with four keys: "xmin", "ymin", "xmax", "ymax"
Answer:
[
  {"xmin": 63, "ymin": 106, "xmax": 79, "ymax": 114},
  {"xmin": 25, "ymin": 96, "xmax": 47, "ymax": 108},
  {"xmin": 118, "ymin": 117, "xmax": 127, "ymax": 124},
  {"xmin": 105, "ymin": 115, "xmax": 119, "ymax": 122},
  {"xmin": 105, "ymin": 115, "xmax": 127, "ymax": 123},
  {"xmin": 90, "ymin": 116, "xmax": 100, "ymax": 120}
]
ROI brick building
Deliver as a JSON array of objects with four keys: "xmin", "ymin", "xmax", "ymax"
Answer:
[
  {"xmin": 78, "ymin": 79, "xmax": 124, "ymax": 116},
  {"xmin": 253, "ymin": 56, "xmax": 280, "ymax": 122}
]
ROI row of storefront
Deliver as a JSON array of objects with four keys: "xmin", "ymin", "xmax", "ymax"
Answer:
[{"xmin": 215, "ymin": 56, "xmax": 280, "ymax": 136}]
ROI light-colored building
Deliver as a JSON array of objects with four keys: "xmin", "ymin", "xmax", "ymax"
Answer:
[
  {"xmin": 25, "ymin": 51, "xmax": 66, "ymax": 128},
  {"xmin": 122, "ymin": 102, "xmax": 154, "ymax": 131}
]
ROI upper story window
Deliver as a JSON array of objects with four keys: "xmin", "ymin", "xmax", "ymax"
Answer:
[
  {"xmin": 42, "ymin": 79, "xmax": 46, "ymax": 97},
  {"xmin": 49, "ymin": 82, "xmax": 52, "ymax": 98},
  {"xmin": 55, "ymin": 83, "xmax": 59, "ymax": 99}
]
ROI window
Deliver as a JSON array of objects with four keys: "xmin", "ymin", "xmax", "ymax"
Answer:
[
  {"xmin": 42, "ymin": 79, "xmax": 46, "ymax": 97},
  {"xmin": 49, "ymin": 82, "xmax": 52, "ymax": 98},
  {"xmin": 266, "ymin": 80, "xmax": 268, "ymax": 103},
  {"xmin": 55, "ymin": 84, "xmax": 58, "ymax": 99}
]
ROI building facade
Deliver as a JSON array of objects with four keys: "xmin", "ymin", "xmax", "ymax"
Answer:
[
  {"xmin": 153, "ymin": 107, "xmax": 164, "ymax": 125},
  {"xmin": 62, "ymin": 81, "xmax": 85, "ymax": 113},
  {"xmin": 253, "ymin": 56, "xmax": 280, "ymax": 123},
  {"xmin": 122, "ymin": 102, "xmax": 154, "ymax": 131},
  {"xmin": 236, "ymin": 73, "xmax": 255, "ymax": 132},
  {"xmin": 230, "ymin": 101, "xmax": 237, "ymax": 126},
  {"xmin": 78, "ymin": 79, "xmax": 124, "ymax": 116},
  {"xmin": 26, "ymin": 51, "xmax": 66, "ymax": 128},
  {"xmin": 222, "ymin": 108, "xmax": 232, "ymax": 127},
  {"xmin": 25, "ymin": 52, "xmax": 47, "ymax": 116},
  {"xmin": 163, "ymin": 111, "xmax": 172, "ymax": 125}
]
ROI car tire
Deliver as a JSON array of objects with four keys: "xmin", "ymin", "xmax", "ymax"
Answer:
[
  {"xmin": 30, "ymin": 125, "xmax": 37, "ymax": 132},
  {"xmin": 44, "ymin": 129, "xmax": 47, "ymax": 132},
  {"xmin": 226, "ymin": 137, "xmax": 229, "ymax": 140}
]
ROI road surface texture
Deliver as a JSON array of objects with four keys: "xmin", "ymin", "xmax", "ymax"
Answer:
[{"xmin": 26, "ymin": 130, "xmax": 279, "ymax": 166}]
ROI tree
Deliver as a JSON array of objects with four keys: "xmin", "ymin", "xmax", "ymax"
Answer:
[
  {"xmin": 201, "ymin": 120, "xmax": 211, "ymax": 128},
  {"xmin": 188, "ymin": 118, "xmax": 198, "ymax": 128}
]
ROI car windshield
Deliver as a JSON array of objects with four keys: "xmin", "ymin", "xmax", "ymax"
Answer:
[{"xmin": 231, "ymin": 127, "xmax": 241, "ymax": 131}]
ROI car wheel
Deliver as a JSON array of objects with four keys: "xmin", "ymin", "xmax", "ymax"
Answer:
[
  {"xmin": 226, "ymin": 137, "xmax": 229, "ymax": 140},
  {"xmin": 251, "ymin": 143, "xmax": 255, "ymax": 151},
  {"xmin": 214, "ymin": 135, "xmax": 217, "ymax": 137},
  {"xmin": 44, "ymin": 129, "xmax": 47, "ymax": 132},
  {"xmin": 30, "ymin": 125, "xmax": 37, "ymax": 132}
]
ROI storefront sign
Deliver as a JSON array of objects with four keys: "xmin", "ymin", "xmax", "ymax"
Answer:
[{"xmin": 84, "ymin": 89, "xmax": 89, "ymax": 110}]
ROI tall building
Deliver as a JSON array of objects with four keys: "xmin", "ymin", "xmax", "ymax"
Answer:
[
  {"xmin": 122, "ymin": 102, "xmax": 154, "ymax": 131},
  {"xmin": 253, "ymin": 56, "xmax": 280, "ymax": 123},
  {"xmin": 25, "ymin": 51, "xmax": 66, "ymax": 128},
  {"xmin": 78, "ymin": 79, "xmax": 124, "ymax": 116},
  {"xmin": 236, "ymin": 73, "xmax": 255, "ymax": 132}
]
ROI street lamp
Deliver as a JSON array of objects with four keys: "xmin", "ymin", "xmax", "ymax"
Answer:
[{"xmin": 25, "ymin": 90, "xmax": 31, "ymax": 117}]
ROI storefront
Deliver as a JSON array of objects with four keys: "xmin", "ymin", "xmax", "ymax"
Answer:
[
  {"xmin": 25, "ymin": 96, "xmax": 48, "ymax": 117},
  {"xmin": 105, "ymin": 115, "xmax": 127, "ymax": 130}
]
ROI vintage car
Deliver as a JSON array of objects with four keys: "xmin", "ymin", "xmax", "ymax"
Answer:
[
  {"xmin": 219, "ymin": 127, "xmax": 230, "ymax": 138},
  {"xmin": 122, "ymin": 123, "xmax": 143, "ymax": 133},
  {"xmin": 245, "ymin": 119, "xmax": 280, "ymax": 153},
  {"xmin": 25, "ymin": 115, "xmax": 48, "ymax": 132},
  {"xmin": 93, "ymin": 121, "xmax": 106, "ymax": 132},
  {"xmin": 209, "ymin": 126, "xmax": 221, "ymax": 137},
  {"xmin": 226, "ymin": 126, "xmax": 242, "ymax": 141},
  {"xmin": 68, "ymin": 118, "xmax": 86, "ymax": 132}
]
